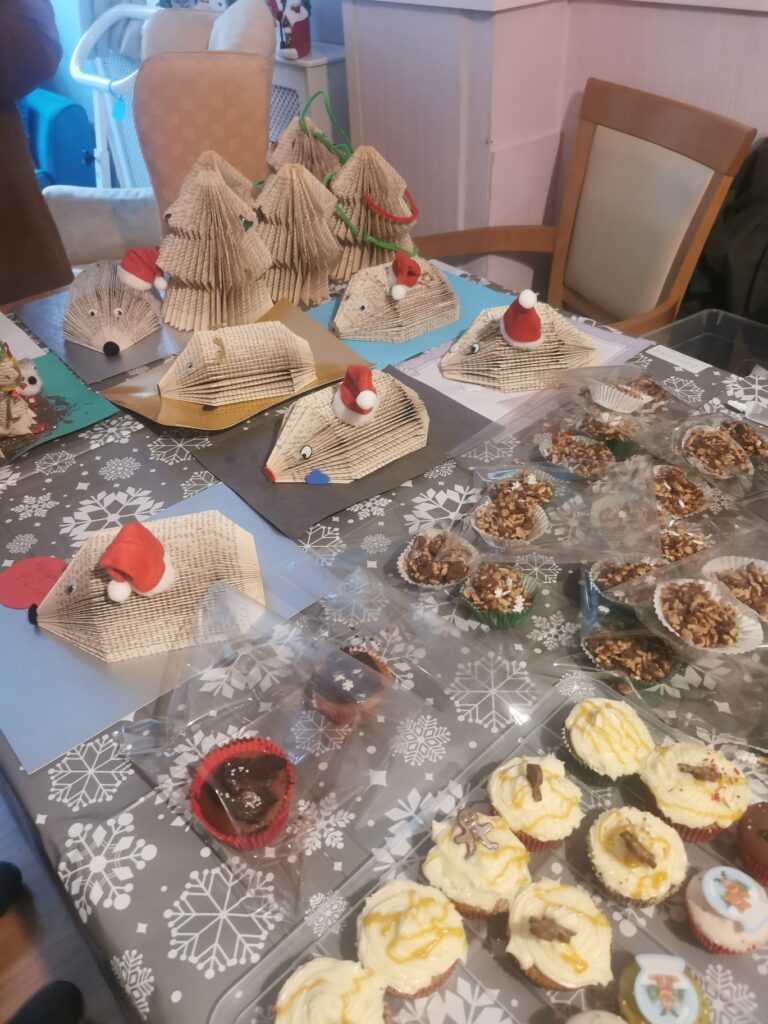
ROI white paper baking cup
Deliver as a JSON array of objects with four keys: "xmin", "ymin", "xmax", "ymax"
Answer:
[
  {"xmin": 702, "ymin": 556, "xmax": 768, "ymax": 623},
  {"xmin": 539, "ymin": 433, "xmax": 614, "ymax": 479},
  {"xmin": 396, "ymin": 530, "xmax": 477, "ymax": 590},
  {"xmin": 588, "ymin": 380, "xmax": 652, "ymax": 414},
  {"xmin": 485, "ymin": 466, "xmax": 560, "ymax": 504},
  {"xmin": 653, "ymin": 576, "xmax": 764, "ymax": 654},
  {"xmin": 471, "ymin": 499, "xmax": 550, "ymax": 551},
  {"xmin": 653, "ymin": 464, "xmax": 710, "ymax": 519},
  {"xmin": 680, "ymin": 425, "xmax": 754, "ymax": 481},
  {"xmin": 589, "ymin": 557, "xmax": 661, "ymax": 607}
]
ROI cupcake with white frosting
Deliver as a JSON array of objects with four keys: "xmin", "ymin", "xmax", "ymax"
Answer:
[
  {"xmin": 564, "ymin": 698, "xmax": 654, "ymax": 782},
  {"xmin": 274, "ymin": 958, "xmax": 387, "ymax": 1023},
  {"xmin": 588, "ymin": 806, "xmax": 687, "ymax": 906},
  {"xmin": 357, "ymin": 880, "xmax": 467, "ymax": 998},
  {"xmin": 685, "ymin": 865, "xmax": 768, "ymax": 954},
  {"xmin": 506, "ymin": 879, "xmax": 613, "ymax": 990},
  {"xmin": 488, "ymin": 755, "xmax": 584, "ymax": 851},
  {"xmin": 422, "ymin": 809, "xmax": 531, "ymax": 918}
]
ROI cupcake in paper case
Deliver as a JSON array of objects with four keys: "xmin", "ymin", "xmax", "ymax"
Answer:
[
  {"xmin": 582, "ymin": 635, "xmax": 678, "ymax": 689},
  {"xmin": 685, "ymin": 865, "xmax": 768, "ymax": 955},
  {"xmin": 541, "ymin": 430, "xmax": 614, "ymax": 481},
  {"xmin": 460, "ymin": 563, "xmax": 537, "ymax": 628},
  {"xmin": 587, "ymin": 379, "xmax": 652, "ymax": 414},
  {"xmin": 274, "ymin": 958, "xmax": 388, "ymax": 1023},
  {"xmin": 703, "ymin": 556, "xmax": 768, "ymax": 622},
  {"xmin": 660, "ymin": 527, "xmax": 710, "ymax": 563},
  {"xmin": 397, "ymin": 529, "xmax": 477, "ymax": 589},
  {"xmin": 189, "ymin": 737, "xmax": 295, "ymax": 850},
  {"xmin": 681, "ymin": 424, "xmax": 753, "ymax": 480},
  {"xmin": 471, "ymin": 492, "xmax": 549, "ymax": 550},
  {"xmin": 618, "ymin": 954, "xmax": 709, "ymax": 1024},
  {"xmin": 721, "ymin": 418, "xmax": 768, "ymax": 460},
  {"xmin": 312, "ymin": 645, "xmax": 391, "ymax": 725},
  {"xmin": 738, "ymin": 802, "xmax": 768, "ymax": 885},
  {"xmin": 588, "ymin": 807, "xmax": 687, "ymax": 907},
  {"xmin": 505, "ymin": 880, "xmax": 612, "ymax": 991},
  {"xmin": 639, "ymin": 741, "xmax": 751, "ymax": 843},
  {"xmin": 422, "ymin": 809, "xmax": 531, "ymax": 918},
  {"xmin": 488, "ymin": 754, "xmax": 584, "ymax": 851},
  {"xmin": 564, "ymin": 698, "xmax": 654, "ymax": 782},
  {"xmin": 653, "ymin": 578, "xmax": 763, "ymax": 654},
  {"xmin": 590, "ymin": 558, "xmax": 662, "ymax": 609},
  {"xmin": 487, "ymin": 467, "xmax": 557, "ymax": 508},
  {"xmin": 653, "ymin": 464, "xmax": 709, "ymax": 520},
  {"xmin": 567, "ymin": 1015, "xmax": 625, "ymax": 1023},
  {"xmin": 357, "ymin": 879, "xmax": 467, "ymax": 998}
]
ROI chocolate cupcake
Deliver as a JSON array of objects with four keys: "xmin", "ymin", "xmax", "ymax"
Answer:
[
  {"xmin": 313, "ymin": 645, "xmax": 391, "ymax": 724},
  {"xmin": 190, "ymin": 737, "xmax": 294, "ymax": 849},
  {"xmin": 397, "ymin": 530, "xmax": 476, "ymax": 589},
  {"xmin": 460, "ymin": 563, "xmax": 536, "ymax": 627},
  {"xmin": 738, "ymin": 802, "xmax": 768, "ymax": 885}
]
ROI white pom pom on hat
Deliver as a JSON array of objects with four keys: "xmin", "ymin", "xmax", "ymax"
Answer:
[
  {"xmin": 518, "ymin": 289, "xmax": 537, "ymax": 309},
  {"xmin": 391, "ymin": 284, "xmax": 408, "ymax": 301},
  {"xmin": 356, "ymin": 389, "xmax": 377, "ymax": 410}
]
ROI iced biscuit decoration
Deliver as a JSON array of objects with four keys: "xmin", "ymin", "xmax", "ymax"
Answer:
[
  {"xmin": 440, "ymin": 299, "xmax": 597, "ymax": 392},
  {"xmin": 63, "ymin": 262, "xmax": 161, "ymax": 356},
  {"xmin": 263, "ymin": 365, "xmax": 429, "ymax": 484},
  {"xmin": 30, "ymin": 511, "xmax": 264, "ymax": 662},
  {"xmin": 331, "ymin": 254, "xmax": 459, "ymax": 343},
  {"xmin": 158, "ymin": 322, "xmax": 316, "ymax": 407}
]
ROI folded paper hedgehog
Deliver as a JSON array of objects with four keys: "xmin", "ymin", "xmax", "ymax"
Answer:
[
  {"xmin": 263, "ymin": 365, "xmax": 429, "ymax": 484},
  {"xmin": 63, "ymin": 260, "xmax": 161, "ymax": 356}
]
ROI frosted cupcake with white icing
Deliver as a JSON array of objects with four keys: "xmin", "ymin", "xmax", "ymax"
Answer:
[
  {"xmin": 422, "ymin": 809, "xmax": 531, "ymax": 917},
  {"xmin": 357, "ymin": 879, "xmax": 467, "ymax": 998},
  {"xmin": 564, "ymin": 698, "xmax": 654, "ymax": 781},
  {"xmin": 588, "ymin": 806, "xmax": 687, "ymax": 906},
  {"xmin": 488, "ymin": 755, "xmax": 584, "ymax": 851},
  {"xmin": 274, "ymin": 958, "xmax": 387, "ymax": 1023}
]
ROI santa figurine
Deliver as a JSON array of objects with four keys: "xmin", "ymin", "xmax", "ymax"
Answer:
[
  {"xmin": 117, "ymin": 247, "xmax": 167, "ymax": 294},
  {"xmin": 331, "ymin": 365, "xmax": 379, "ymax": 426},
  {"xmin": 387, "ymin": 252, "xmax": 421, "ymax": 301},
  {"xmin": 279, "ymin": 0, "xmax": 311, "ymax": 60},
  {"xmin": 99, "ymin": 522, "xmax": 175, "ymax": 604},
  {"xmin": 499, "ymin": 289, "xmax": 542, "ymax": 350}
]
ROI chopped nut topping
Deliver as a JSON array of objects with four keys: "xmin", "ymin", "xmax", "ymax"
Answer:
[
  {"xmin": 679, "ymin": 762, "xmax": 723, "ymax": 783},
  {"xmin": 715, "ymin": 562, "xmax": 768, "ymax": 619},
  {"xmin": 473, "ymin": 494, "xmax": 539, "ymax": 543},
  {"xmin": 722, "ymin": 419, "xmax": 768, "ymax": 459},
  {"xmin": 584, "ymin": 635, "xmax": 675, "ymax": 683},
  {"xmin": 526, "ymin": 762, "xmax": 544, "ymax": 802},
  {"xmin": 491, "ymin": 474, "xmax": 555, "ymax": 508},
  {"xmin": 682, "ymin": 426, "xmax": 752, "ymax": 478},
  {"xmin": 654, "ymin": 465, "xmax": 708, "ymax": 519},
  {"xmin": 580, "ymin": 411, "xmax": 636, "ymax": 443},
  {"xmin": 461, "ymin": 564, "xmax": 533, "ymax": 614},
  {"xmin": 661, "ymin": 528, "xmax": 710, "ymax": 562},
  {"xmin": 528, "ymin": 916, "xmax": 576, "ymax": 943},
  {"xmin": 402, "ymin": 532, "xmax": 474, "ymax": 586},
  {"xmin": 594, "ymin": 559, "xmax": 660, "ymax": 594},
  {"xmin": 545, "ymin": 431, "xmax": 614, "ymax": 481},
  {"xmin": 617, "ymin": 377, "xmax": 668, "ymax": 408},
  {"xmin": 620, "ymin": 828, "xmax": 657, "ymax": 868},
  {"xmin": 660, "ymin": 581, "xmax": 739, "ymax": 648}
]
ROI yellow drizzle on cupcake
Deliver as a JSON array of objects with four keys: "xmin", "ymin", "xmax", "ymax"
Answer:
[
  {"xmin": 488, "ymin": 755, "xmax": 584, "ymax": 842},
  {"xmin": 275, "ymin": 958, "xmax": 386, "ymax": 1024},
  {"xmin": 639, "ymin": 742, "xmax": 750, "ymax": 828},
  {"xmin": 588, "ymin": 807, "xmax": 687, "ymax": 904},
  {"xmin": 565, "ymin": 698, "xmax": 654, "ymax": 779}
]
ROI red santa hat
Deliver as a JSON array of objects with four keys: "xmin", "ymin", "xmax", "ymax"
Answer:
[
  {"xmin": 387, "ymin": 252, "xmax": 421, "ymax": 301},
  {"xmin": 499, "ymin": 289, "xmax": 543, "ymax": 349},
  {"xmin": 118, "ymin": 247, "xmax": 167, "ymax": 293},
  {"xmin": 331, "ymin": 365, "xmax": 379, "ymax": 426},
  {"xmin": 99, "ymin": 522, "xmax": 172, "ymax": 603}
]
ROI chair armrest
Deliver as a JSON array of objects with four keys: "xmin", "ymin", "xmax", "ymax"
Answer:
[
  {"xmin": 611, "ymin": 295, "xmax": 680, "ymax": 337},
  {"xmin": 43, "ymin": 186, "xmax": 162, "ymax": 266},
  {"xmin": 415, "ymin": 225, "xmax": 558, "ymax": 260}
]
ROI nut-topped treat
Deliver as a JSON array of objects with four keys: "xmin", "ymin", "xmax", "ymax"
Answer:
[
  {"xmin": 653, "ymin": 465, "xmax": 708, "ymax": 519},
  {"xmin": 506, "ymin": 880, "xmax": 613, "ymax": 990},
  {"xmin": 640, "ymin": 741, "xmax": 751, "ymax": 842},
  {"xmin": 472, "ymin": 493, "xmax": 545, "ymax": 546},
  {"xmin": 422, "ymin": 809, "xmax": 531, "ymax": 917},
  {"xmin": 490, "ymin": 471, "xmax": 555, "ymax": 507},
  {"xmin": 593, "ymin": 559, "xmax": 661, "ymax": 598},
  {"xmin": 682, "ymin": 425, "xmax": 752, "ymax": 479},
  {"xmin": 544, "ymin": 431, "xmax": 614, "ymax": 480},
  {"xmin": 580, "ymin": 410, "xmax": 637, "ymax": 448},
  {"xmin": 398, "ymin": 530, "xmax": 476, "ymax": 588},
  {"xmin": 618, "ymin": 376, "xmax": 668, "ymax": 410},
  {"xmin": 588, "ymin": 807, "xmax": 687, "ymax": 906},
  {"xmin": 660, "ymin": 527, "xmax": 710, "ymax": 562},
  {"xmin": 583, "ymin": 636, "xmax": 676, "ymax": 686},
  {"xmin": 461, "ymin": 563, "xmax": 535, "ymax": 627},
  {"xmin": 712, "ymin": 561, "xmax": 768, "ymax": 620},
  {"xmin": 722, "ymin": 418, "xmax": 768, "ymax": 459},
  {"xmin": 657, "ymin": 580, "xmax": 739, "ymax": 648},
  {"xmin": 488, "ymin": 755, "xmax": 584, "ymax": 851},
  {"xmin": 274, "ymin": 959, "xmax": 387, "ymax": 1023},
  {"xmin": 564, "ymin": 698, "xmax": 654, "ymax": 781}
]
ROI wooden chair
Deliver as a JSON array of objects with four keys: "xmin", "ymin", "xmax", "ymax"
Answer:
[{"xmin": 416, "ymin": 78, "xmax": 756, "ymax": 336}]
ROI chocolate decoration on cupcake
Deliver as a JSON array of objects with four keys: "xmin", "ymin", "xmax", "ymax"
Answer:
[{"xmin": 313, "ymin": 645, "xmax": 391, "ymax": 725}]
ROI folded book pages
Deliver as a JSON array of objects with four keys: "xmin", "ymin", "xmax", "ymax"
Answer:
[
  {"xmin": 255, "ymin": 163, "xmax": 340, "ymax": 306},
  {"xmin": 62, "ymin": 262, "xmax": 161, "ymax": 355},
  {"xmin": 268, "ymin": 114, "xmax": 341, "ymax": 181},
  {"xmin": 329, "ymin": 146, "xmax": 418, "ymax": 282},
  {"xmin": 332, "ymin": 255, "xmax": 459, "ymax": 342},
  {"xmin": 263, "ymin": 365, "xmax": 429, "ymax": 484},
  {"xmin": 33, "ymin": 511, "xmax": 264, "ymax": 662},
  {"xmin": 440, "ymin": 299, "xmax": 597, "ymax": 391},
  {"xmin": 158, "ymin": 322, "xmax": 317, "ymax": 406},
  {"xmin": 158, "ymin": 151, "xmax": 273, "ymax": 332}
]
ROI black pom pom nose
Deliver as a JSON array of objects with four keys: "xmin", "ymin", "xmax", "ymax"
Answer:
[
  {"xmin": 28, "ymin": 604, "xmax": 38, "ymax": 625},
  {"xmin": 103, "ymin": 341, "xmax": 120, "ymax": 356},
  {"xmin": 27, "ymin": 375, "xmax": 37, "ymax": 386}
]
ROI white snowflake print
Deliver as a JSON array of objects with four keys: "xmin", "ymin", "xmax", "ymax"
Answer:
[
  {"xmin": 403, "ymin": 484, "xmax": 480, "ymax": 533},
  {"xmin": 548, "ymin": 980, "xmax": 619, "ymax": 1017},
  {"xmin": 0, "ymin": 466, "xmax": 20, "ymax": 495},
  {"xmin": 723, "ymin": 372, "xmax": 768, "ymax": 406},
  {"xmin": 610, "ymin": 902, "xmax": 655, "ymax": 938},
  {"xmin": 6, "ymin": 532, "xmax": 37, "ymax": 554},
  {"xmin": 99, "ymin": 456, "xmax": 141, "ymax": 481},
  {"xmin": 60, "ymin": 488, "xmax": 164, "ymax": 547},
  {"xmin": 463, "ymin": 434, "xmax": 519, "ymax": 464},
  {"xmin": 323, "ymin": 575, "xmax": 388, "ymax": 626},
  {"xmin": 702, "ymin": 963, "xmax": 758, "ymax": 1023},
  {"xmin": 373, "ymin": 625, "xmax": 426, "ymax": 690},
  {"xmin": 289, "ymin": 793, "xmax": 355, "ymax": 855},
  {"xmin": 34, "ymin": 450, "xmax": 76, "ymax": 476},
  {"xmin": 424, "ymin": 459, "xmax": 456, "ymax": 479},
  {"xmin": 372, "ymin": 781, "xmax": 465, "ymax": 879},
  {"xmin": 11, "ymin": 491, "xmax": 58, "ymax": 520},
  {"xmin": 291, "ymin": 710, "xmax": 351, "ymax": 754},
  {"xmin": 448, "ymin": 655, "xmax": 536, "ymax": 733},
  {"xmin": 394, "ymin": 715, "xmax": 451, "ymax": 767},
  {"xmin": 526, "ymin": 610, "xmax": 579, "ymax": 651},
  {"xmin": 661, "ymin": 376, "xmax": 704, "ymax": 404},
  {"xmin": 557, "ymin": 669, "xmax": 600, "ymax": 696},
  {"xmin": 700, "ymin": 396, "xmax": 726, "ymax": 414},
  {"xmin": 110, "ymin": 949, "xmax": 155, "ymax": 1020},
  {"xmin": 58, "ymin": 812, "xmax": 157, "ymax": 922},
  {"xmin": 306, "ymin": 891, "xmax": 349, "ymax": 938},
  {"xmin": 82, "ymin": 414, "xmax": 143, "ymax": 448},
  {"xmin": 48, "ymin": 734, "xmax": 133, "ymax": 812},
  {"xmin": 348, "ymin": 495, "xmax": 392, "ymax": 520},
  {"xmin": 198, "ymin": 642, "xmax": 293, "ymax": 700},
  {"xmin": 147, "ymin": 431, "xmax": 212, "ymax": 465},
  {"xmin": 753, "ymin": 948, "xmax": 768, "ymax": 977},
  {"xmin": 634, "ymin": 353, "xmax": 652, "ymax": 369},
  {"xmin": 414, "ymin": 591, "xmax": 486, "ymax": 637},
  {"xmin": 300, "ymin": 524, "xmax": 345, "ymax": 565},
  {"xmin": 360, "ymin": 532, "xmax": 390, "ymax": 555},
  {"xmin": 512, "ymin": 552, "xmax": 560, "ymax": 584},
  {"xmin": 164, "ymin": 861, "xmax": 283, "ymax": 979},
  {"xmin": 702, "ymin": 482, "xmax": 739, "ymax": 514},
  {"xmin": 181, "ymin": 470, "xmax": 217, "ymax": 499},
  {"xmin": 395, "ymin": 978, "xmax": 522, "ymax": 1024}
]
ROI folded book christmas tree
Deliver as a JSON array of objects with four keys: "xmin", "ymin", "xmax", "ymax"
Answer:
[{"xmin": 269, "ymin": 114, "xmax": 342, "ymax": 181}]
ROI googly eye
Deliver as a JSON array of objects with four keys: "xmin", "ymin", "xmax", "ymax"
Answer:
[
  {"xmin": 469, "ymin": 342, "xmax": 480, "ymax": 355},
  {"xmin": 186, "ymin": 361, "xmax": 195, "ymax": 371},
  {"xmin": 299, "ymin": 444, "xmax": 312, "ymax": 460},
  {"xmin": 65, "ymin": 583, "xmax": 76, "ymax": 595},
  {"xmin": 88, "ymin": 309, "xmax": 97, "ymax": 318},
  {"xmin": 358, "ymin": 304, "xmax": 366, "ymax": 312},
  {"xmin": 113, "ymin": 307, "xmax": 124, "ymax": 318}
]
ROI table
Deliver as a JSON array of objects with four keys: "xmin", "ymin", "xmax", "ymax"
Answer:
[{"xmin": 3, "ymin": 292, "xmax": 767, "ymax": 1023}]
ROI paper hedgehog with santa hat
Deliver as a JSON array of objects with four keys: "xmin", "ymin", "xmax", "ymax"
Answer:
[
  {"xmin": 386, "ymin": 252, "xmax": 422, "ymax": 301},
  {"xmin": 99, "ymin": 522, "xmax": 176, "ymax": 604},
  {"xmin": 499, "ymin": 289, "xmax": 543, "ymax": 350},
  {"xmin": 117, "ymin": 247, "xmax": 167, "ymax": 294},
  {"xmin": 331, "ymin": 365, "xmax": 379, "ymax": 426}
]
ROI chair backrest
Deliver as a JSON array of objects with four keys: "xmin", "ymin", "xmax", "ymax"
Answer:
[
  {"xmin": 142, "ymin": 0, "xmax": 275, "ymax": 60},
  {"xmin": 551, "ymin": 78, "xmax": 755, "ymax": 325}
]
